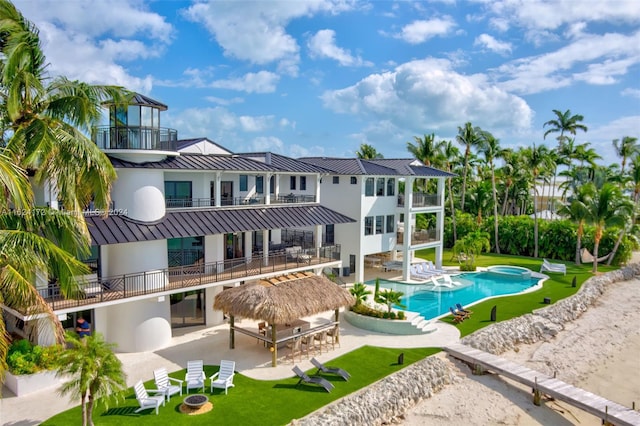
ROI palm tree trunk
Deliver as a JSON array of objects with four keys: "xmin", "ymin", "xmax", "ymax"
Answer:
[
  {"xmin": 533, "ymin": 188, "xmax": 539, "ymax": 258},
  {"xmin": 87, "ymin": 396, "xmax": 95, "ymax": 426},
  {"xmin": 551, "ymin": 170, "xmax": 557, "ymax": 216},
  {"xmin": 606, "ymin": 228, "xmax": 625, "ymax": 266},
  {"xmin": 448, "ymin": 177, "xmax": 457, "ymax": 242},
  {"xmin": 491, "ymin": 167, "xmax": 500, "ymax": 253},
  {"xmin": 81, "ymin": 395, "xmax": 88, "ymax": 426},
  {"xmin": 593, "ymin": 228, "xmax": 601, "ymax": 273},
  {"xmin": 575, "ymin": 223, "xmax": 583, "ymax": 265},
  {"xmin": 461, "ymin": 149, "xmax": 470, "ymax": 213},
  {"xmin": 501, "ymin": 183, "xmax": 511, "ymax": 216}
]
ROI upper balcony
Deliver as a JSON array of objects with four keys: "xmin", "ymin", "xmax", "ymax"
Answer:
[
  {"xmin": 397, "ymin": 192, "xmax": 440, "ymax": 208},
  {"xmin": 40, "ymin": 245, "xmax": 341, "ymax": 311},
  {"xmin": 165, "ymin": 194, "xmax": 317, "ymax": 209},
  {"xmin": 93, "ymin": 126, "xmax": 178, "ymax": 152}
]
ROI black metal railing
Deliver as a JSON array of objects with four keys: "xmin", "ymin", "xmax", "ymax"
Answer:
[
  {"xmin": 41, "ymin": 245, "xmax": 341, "ymax": 311},
  {"xmin": 397, "ymin": 228, "xmax": 440, "ymax": 245},
  {"xmin": 92, "ymin": 126, "xmax": 178, "ymax": 151},
  {"xmin": 273, "ymin": 194, "xmax": 316, "ymax": 204}
]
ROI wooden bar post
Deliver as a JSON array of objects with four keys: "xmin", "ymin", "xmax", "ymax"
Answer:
[
  {"xmin": 229, "ymin": 315, "xmax": 235, "ymax": 349},
  {"xmin": 271, "ymin": 324, "xmax": 278, "ymax": 367}
]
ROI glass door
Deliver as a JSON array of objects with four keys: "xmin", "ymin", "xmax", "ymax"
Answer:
[{"xmin": 170, "ymin": 290, "xmax": 205, "ymax": 328}]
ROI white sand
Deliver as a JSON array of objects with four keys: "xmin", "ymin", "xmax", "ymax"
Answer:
[{"xmin": 402, "ymin": 276, "xmax": 640, "ymax": 426}]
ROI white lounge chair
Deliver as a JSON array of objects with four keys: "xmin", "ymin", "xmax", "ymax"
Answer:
[
  {"xmin": 430, "ymin": 276, "xmax": 453, "ymax": 288},
  {"xmin": 185, "ymin": 360, "xmax": 206, "ymax": 393},
  {"xmin": 134, "ymin": 380, "xmax": 165, "ymax": 415},
  {"xmin": 442, "ymin": 275, "xmax": 462, "ymax": 286},
  {"xmin": 410, "ymin": 265, "xmax": 433, "ymax": 280},
  {"xmin": 540, "ymin": 259, "xmax": 566, "ymax": 275},
  {"xmin": 424, "ymin": 260, "xmax": 446, "ymax": 274},
  {"xmin": 153, "ymin": 367, "xmax": 183, "ymax": 401},
  {"xmin": 210, "ymin": 360, "xmax": 235, "ymax": 394}
]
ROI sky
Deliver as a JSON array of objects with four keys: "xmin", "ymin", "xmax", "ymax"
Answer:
[{"xmin": 15, "ymin": 0, "xmax": 640, "ymax": 165}]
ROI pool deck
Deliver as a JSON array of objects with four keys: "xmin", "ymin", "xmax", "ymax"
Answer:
[{"xmin": 0, "ymin": 264, "xmax": 461, "ymax": 425}]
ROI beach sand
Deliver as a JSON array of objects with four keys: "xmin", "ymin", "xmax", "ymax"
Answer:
[{"xmin": 402, "ymin": 275, "xmax": 640, "ymax": 426}]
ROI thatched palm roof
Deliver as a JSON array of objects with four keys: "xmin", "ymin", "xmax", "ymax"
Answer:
[{"xmin": 213, "ymin": 272, "xmax": 354, "ymax": 324}]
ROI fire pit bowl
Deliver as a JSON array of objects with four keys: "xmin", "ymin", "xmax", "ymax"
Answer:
[{"xmin": 183, "ymin": 394, "xmax": 209, "ymax": 409}]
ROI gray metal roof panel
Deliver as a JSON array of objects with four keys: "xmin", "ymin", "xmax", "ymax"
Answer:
[
  {"xmin": 298, "ymin": 158, "xmax": 368, "ymax": 175},
  {"xmin": 86, "ymin": 205, "xmax": 355, "ymax": 245},
  {"xmin": 236, "ymin": 152, "xmax": 329, "ymax": 173},
  {"xmin": 109, "ymin": 153, "xmax": 280, "ymax": 172}
]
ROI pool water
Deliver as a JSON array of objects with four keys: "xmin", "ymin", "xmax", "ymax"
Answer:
[{"xmin": 370, "ymin": 270, "xmax": 540, "ymax": 320}]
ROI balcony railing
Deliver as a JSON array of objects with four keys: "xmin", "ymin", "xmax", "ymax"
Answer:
[
  {"xmin": 164, "ymin": 194, "xmax": 317, "ymax": 209},
  {"xmin": 40, "ymin": 245, "xmax": 341, "ymax": 311},
  {"xmin": 273, "ymin": 194, "xmax": 316, "ymax": 204},
  {"xmin": 92, "ymin": 126, "xmax": 178, "ymax": 151},
  {"xmin": 397, "ymin": 192, "xmax": 440, "ymax": 208},
  {"xmin": 397, "ymin": 228, "xmax": 440, "ymax": 245}
]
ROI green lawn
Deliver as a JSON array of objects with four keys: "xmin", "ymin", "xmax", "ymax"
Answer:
[
  {"xmin": 418, "ymin": 249, "xmax": 616, "ymax": 336},
  {"xmin": 42, "ymin": 346, "xmax": 439, "ymax": 426},
  {"xmin": 43, "ymin": 251, "xmax": 615, "ymax": 425}
]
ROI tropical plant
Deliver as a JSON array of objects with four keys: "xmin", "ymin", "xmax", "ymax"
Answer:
[
  {"xmin": 452, "ymin": 230, "xmax": 490, "ymax": 270},
  {"xmin": 56, "ymin": 332, "xmax": 127, "ymax": 426},
  {"xmin": 406, "ymin": 133, "xmax": 442, "ymax": 167},
  {"xmin": 612, "ymin": 136, "xmax": 639, "ymax": 173},
  {"xmin": 456, "ymin": 122, "xmax": 481, "ymax": 214},
  {"xmin": 375, "ymin": 289, "xmax": 406, "ymax": 314},
  {"xmin": 355, "ymin": 143, "xmax": 383, "ymax": 159},
  {"xmin": 557, "ymin": 185, "xmax": 593, "ymax": 264},
  {"xmin": 543, "ymin": 109, "xmax": 588, "ymax": 147},
  {"xmin": 478, "ymin": 130, "xmax": 504, "ymax": 253},
  {"xmin": 440, "ymin": 140, "xmax": 460, "ymax": 241},
  {"xmin": 349, "ymin": 282, "xmax": 371, "ymax": 307},
  {"xmin": 6, "ymin": 339, "xmax": 63, "ymax": 375},
  {"xmin": 521, "ymin": 143, "xmax": 552, "ymax": 258}
]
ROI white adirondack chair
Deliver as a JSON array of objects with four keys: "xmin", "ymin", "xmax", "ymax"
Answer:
[
  {"xmin": 210, "ymin": 360, "xmax": 236, "ymax": 394},
  {"xmin": 134, "ymin": 380, "xmax": 165, "ymax": 415},
  {"xmin": 185, "ymin": 360, "xmax": 206, "ymax": 393},
  {"xmin": 153, "ymin": 367, "xmax": 183, "ymax": 401}
]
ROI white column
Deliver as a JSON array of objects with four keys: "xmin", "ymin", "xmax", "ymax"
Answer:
[
  {"xmin": 215, "ymin": 172, "xmax": 222, "ymax": 207},
  {"xmin": 205, "ymin": 286, "xmax": 224, "ymax": 326},
  {"xmin": 436, "ymin": 178, "xmax": 446, "ymax": 269},
  {"xmin": 316, "ymin": 175, "xmax": 321, "ymax": 203},
  {"xmin": 111, "ymin": 169, "xmax": 165, "ymax": 222},
  {"xmin": 402, "ymin": 177, "xmax": 414, "ymax": 280},
  {"xmin": 262, "ymin": 229, "xmax": 269, "ymax": 265}
]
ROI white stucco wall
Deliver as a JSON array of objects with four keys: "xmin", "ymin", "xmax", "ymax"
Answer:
[
  {"xmin": 111, "ymin": 168, "xmax": 165, "ymax": 221},
  {"xmin": 103, "ymin": 240, "xmax": 168, "ymax": 278}
]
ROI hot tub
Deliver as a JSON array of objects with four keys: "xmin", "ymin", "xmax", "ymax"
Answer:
[{"xmin": 486, "ymin": 265, "xmax": 532, "ymax": 280}]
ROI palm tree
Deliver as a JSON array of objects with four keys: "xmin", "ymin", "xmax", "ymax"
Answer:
[
  {"xmin": 349, "ymin": 282, "xmax": 371, "ymax": 307},
  {"xmin": 406, "ymin": 133, "xmax": 442, "ymax": 167},
  {"xmin": 543, "ymin": 109, "xmax": 588, "ymax": 147},
  {"xmin": 441, "ymin": 140, "xmax": 460, "ymax": 241},
  {"xmin": 375, "ymin": 289, "xmax": 406, "ymax": 314},
  {"xmin": 0, "ymin": 0, "xmax": 129, "ymax": 213},
  {"xmin": 557, "ymin": 185, "xmax": 593, "ymax": 264},
  {"xmin": 522, "ymin": 143, "xmax": 552, "ymax": 258},
  {"xmin": 57, "ymin": 331, "xmax": 127, "ymax": 426},
  {"xmin": 452, "ymin": 230, "xmax": 490, "ymax": 270},
  {"xmin": 355, "ymin": 143, "xmax": 383, "ymax": 159},
  {"xmin": 456, "ymin": 122, "xmax": 481, "ymax": 214},
  {"xmin": 478, "ymin": 130, "xmax": 505, "ymax": 253},
  {"xmin": 583, "ymin": 183, "xmax": 632, "ymax": 273},
  {"xmin": 612, "ymin": 136, "xmax": 639, "ymax": 173}
]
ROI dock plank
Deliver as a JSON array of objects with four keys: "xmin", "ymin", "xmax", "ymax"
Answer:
[{"xmin": 445, "ymin": 343, "xmax": 640, "ymax": 426}]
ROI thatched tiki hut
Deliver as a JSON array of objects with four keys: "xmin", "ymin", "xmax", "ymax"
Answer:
[{"xmin": 214, "ymin": 272, "xmax": 355, "ymax": 366}]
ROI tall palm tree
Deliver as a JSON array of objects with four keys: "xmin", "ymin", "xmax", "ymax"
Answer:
[
  {"xmin": 355, "ymin": 143, "xmax": 383, "ymax": 159},
  {"xmin": 477, "ymin": 130, "xmax": 505, "ymax": 253},
  {"xmin": 583, "ymin": 182, "xmax": 632, "ymax": 273},
  {"xmin": 543, "ymin": 109, "xmax": 588, "ymax": 147},
  {"xmin": 441, "ymin": 140, "xmax": 460, "ymax": 241},
  {"xmin": 57, "ymin": 331, "xmax": 127, "ymax": 426},
  {"xmin": 456, "ymin": 122, "xmax": 481, "ymax": 214},
  {"xmin": 406, "ymin": 133, "xmax": 442, "ymax": 167},
  {"xmin": 522, "ymin": 143, "xmax": 551, "ymax": 258},
  {"xmin": 557, "ymin": 184, "xmax": 594, "ymax": 264},
  {"xmin": 612, "ymin": 136, "xmax": 639, "ymax": 173},
  {"xmin": 0, "ymin": 0, "xmax": 129, "ymax": 213}
]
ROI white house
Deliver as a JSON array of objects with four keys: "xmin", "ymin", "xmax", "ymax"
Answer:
[{"xmin": 4, "ymin": 94, "xmax": 450, "ymax": 353}]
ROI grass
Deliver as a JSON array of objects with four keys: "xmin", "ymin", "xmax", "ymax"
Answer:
[
  {"xmin": 42, "ymin": 346, "xmax": 440, "ymax": 426},
  {"xmin": 418, "ymin": 249, "xmax": 617, "ymax": 337},
  {"xmin": 42, "ymin": 250, "xmax": 618, "ymax": 425}
]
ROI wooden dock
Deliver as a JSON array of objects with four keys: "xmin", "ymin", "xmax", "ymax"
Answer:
[{"xmin": 445, "ymin": 343, "xmax": 640, "ymax": 426}]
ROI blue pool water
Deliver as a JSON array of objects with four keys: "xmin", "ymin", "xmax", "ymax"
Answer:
[{"xmin": 370, "ymin": 270, "xmax": 540, "ymax": 320}]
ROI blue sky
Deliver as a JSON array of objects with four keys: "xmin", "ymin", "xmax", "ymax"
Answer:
[{"xmin": 16, "ymin": 0, "xmax": 640, "ymax": 165}]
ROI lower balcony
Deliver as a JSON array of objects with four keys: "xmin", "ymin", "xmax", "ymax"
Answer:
[
  {"xmin": 41, "ymin": 245, "xmax": 341, "ymax": 311},
  {"xmin": 397, "ymin": 228, "xmax": 440, "ymax": 245}
]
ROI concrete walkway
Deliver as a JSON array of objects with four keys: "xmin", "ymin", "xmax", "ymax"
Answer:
[{"xmin": 1, "ymin": 267, "xmax": 460, "ymax": 425}]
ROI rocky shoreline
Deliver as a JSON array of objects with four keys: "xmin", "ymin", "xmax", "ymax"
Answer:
[{"xmin": 293, "ymin": 264, "xmax": 640, "ymax": 426}]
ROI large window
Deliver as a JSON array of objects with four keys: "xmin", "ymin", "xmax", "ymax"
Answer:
[
  {"xmin": 365, "ymin": 177, "xmax": 374, "ymax": 196},
  {"xmin": 333, "ymin": 176, "xmax": 340, "ymax": 184},
  {"xmin": 239, "ymin": 175, "xmax": 248, "ymax": 191},
  {"xmin": 376, "ymin": 178, "xmax": 385, "ymax": 196},
  {"xmin": 364, "ymin": 217, "xmax": 374, "ymax": 235},
  {"xmin": 300, "ymin": 176, "xmax": 306, "ymax": 190},
  {"xmin": 376, "ymin": 215, "xmax": 383, "ymax": 234},
  {"xmin": 387, "ymin": 178, "xmax": 395, "ymax": 196},
  {"xmin": 256, "ymin": 176, "xmax": 264, "ymax": 194},
  {"xmin": 290, "ymin": 176, "xmax": 296, "ymax": 190},
  {"xmin": 165, "ymin": 181, "xmax": 192, "ymax": 207},
  {"xmin": 386, "ymin": 215, "xmax": 395, "ymax": 233}
]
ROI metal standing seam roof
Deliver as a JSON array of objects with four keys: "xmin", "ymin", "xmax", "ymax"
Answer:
[
  {"xmin": 109, "ymin": 153, "xmax": 282, "ymax": 172},
  {"xmin": 176, "ymin": 138, "xmax": 232, "ymax": 153},
  {"xmin": 84, "ymin": 205, "xmax": 356, "ymax": 245},
  {"xmin": 298, "ymin": 157, "xmax": 454, "ymax": 177},
  {"xmin": 236, "ymin": 152, "xmax": 329, "ymax": 174}
]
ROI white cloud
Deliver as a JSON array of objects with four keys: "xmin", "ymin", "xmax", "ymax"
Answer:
[
  {"xmin": 211, "ymin": 71, "xmax": 280, "ymax": 94},
  {"xmin": 474, "ymin": 33, "xmax": 512, "ymax": 55},
  {"xmin": 251, "ymin": 136, "xmax": 285, "ymax": 152},
  {"xmin": 307, "ymin": 29, "xmax": 372, "ymax": 67},
  {"xmin": 581, "ymin": 116, "xmax": 640, "ymax": 165},
  {"xmin": 395, "ymin": 17, "xmax": 456, "ymax": 44},
  {"xmin": 205, "ymin": 96, "xmax": 245, "ymax": 106},
  {"xmin": 622, "ymin": 88, "xmax": 640, "ymax": 98},
  {"xmin": 239, "ymin": 116, "xmax": 275, "ymax": 132},
  {"xmin": 321, "ymin": 57, "xmax": 533, "ymax": 138},
  {"xmin": 181, "ymin": 0, "xmax": 355, "ymax": 76},
  {"xmin": 496, "ymin": 31, "xmax": 640, "ymax": 94}
]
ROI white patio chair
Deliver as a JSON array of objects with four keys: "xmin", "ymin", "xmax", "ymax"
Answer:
[
  {"xmin": 540, "ymin": 259, "xmax": 566, "ymax": 275},
  {"xmin": 185, "ymin": 360, "xmax": 206, "ymax": 393},
  {"xmin": 134, "ymin": 380, "xmax": 165, "ymax": 415},
  {"xmin": 153, "ymin": 367, "xmax": 183, "ymax": 401},
  {"xmin": 210, "ymin": 360, "xmax": 236, "ymax": 394}
]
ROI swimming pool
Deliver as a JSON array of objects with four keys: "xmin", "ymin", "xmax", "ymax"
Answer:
[{"xmin": 371, "ymin": 269, "xmax": 540, "ymax": 320}]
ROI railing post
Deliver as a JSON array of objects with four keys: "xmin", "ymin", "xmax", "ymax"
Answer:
[
  {"xmin": 123, "ymin": 274, "xmax": 126, "ymax": 298},
  {"xmin": 143, "ymin": 271, "xmax": 147, "ymax": 294}
]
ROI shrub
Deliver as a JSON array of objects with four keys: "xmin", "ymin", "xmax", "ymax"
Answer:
[
  {"xmin": 397, "ymin": 311, "xmax": 406, "ymax": 320},
  {"xmin": 6, "ymin": 339, "xmax": 63, "ymax": 375}
]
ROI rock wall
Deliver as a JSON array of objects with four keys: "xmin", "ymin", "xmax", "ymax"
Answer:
[{"xmin": 293, "ymin": 264, "xmax": 639, "ymax": 426}]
